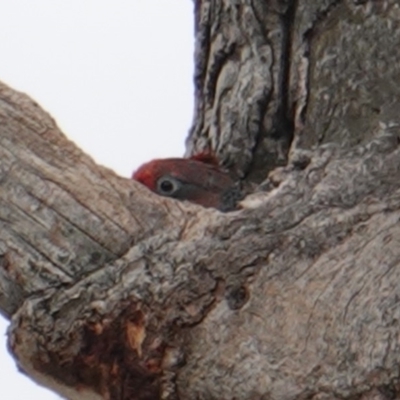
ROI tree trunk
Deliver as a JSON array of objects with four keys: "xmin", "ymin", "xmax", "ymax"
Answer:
[{"xmin": 2, "ymin": 1, "xmax": 400, "ymax": 399}]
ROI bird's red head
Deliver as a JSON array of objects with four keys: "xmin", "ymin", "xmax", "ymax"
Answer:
[{"xmin": 132, "ymin": 153, "xmax": 238, "ymax": 210}]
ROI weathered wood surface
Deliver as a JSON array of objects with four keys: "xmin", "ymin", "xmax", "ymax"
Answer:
[
  {"xmin": 187, "ymin": 0, "xmax": 400, "ymax": 182},
  {"xmin": 2, "ymin": 0, "xmax": 400, "ymax": 399}
]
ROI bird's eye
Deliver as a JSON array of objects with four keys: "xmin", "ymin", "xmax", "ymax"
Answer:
[
  {"xmin": 156, "ymin": 176, "xmax": 180, "ymax": 196},
  {"xmin": 160, "ymin": 180, "xmax": 174, "ymax": 192}
]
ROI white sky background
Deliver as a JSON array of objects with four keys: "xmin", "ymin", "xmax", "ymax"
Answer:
[{"xmin": 0, "ymin": 2, "xmax": 194, "ymax": 399}]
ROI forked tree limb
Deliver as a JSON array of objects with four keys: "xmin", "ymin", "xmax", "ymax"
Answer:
[
  {"xmin": 3, "ymin": 0, "xmax": 400, "ymax": 398},
  {"xmin": 2, "ymin": 81, "xmax": 400, "ymax": 399}
]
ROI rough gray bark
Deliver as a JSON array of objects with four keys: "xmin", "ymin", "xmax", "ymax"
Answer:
[
  {"xmin": 187, "ymin": 0, "xmax": 400, "ymax": 181},
  {"xmin": 2, "ymin": 0, "xmax": 400, "ymax": 399}
]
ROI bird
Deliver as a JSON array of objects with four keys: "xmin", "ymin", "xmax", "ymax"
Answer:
[{"xmin": 132, "ymin": 153, "xmax": 244, "ymax": 211}]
